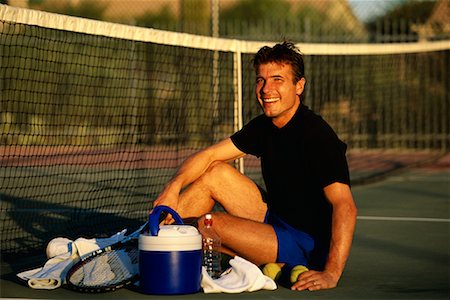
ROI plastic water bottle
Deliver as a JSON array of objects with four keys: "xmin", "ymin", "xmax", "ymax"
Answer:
[{"xmin": 202, "ymin": 214, "xmax": 221, "ymax": 279}]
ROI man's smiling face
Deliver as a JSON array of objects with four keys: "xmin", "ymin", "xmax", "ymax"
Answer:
[{"xmin": 255, "ymin": 62, "xmax": 306, "ymax": 128}]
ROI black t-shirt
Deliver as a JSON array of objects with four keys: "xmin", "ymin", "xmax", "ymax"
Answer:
[{"xmin": 230, "ymin": 105, "xmax": 350, "ymax": 246}]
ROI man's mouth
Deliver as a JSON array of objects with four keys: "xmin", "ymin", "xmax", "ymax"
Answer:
[{"xmin": 263, "ymin": 97, "xmax": 279, "ymax": 103}]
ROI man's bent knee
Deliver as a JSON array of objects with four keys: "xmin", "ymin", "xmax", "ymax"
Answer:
[
  {"xmin": 199, "ymin": 161, "xmax": 239, "ymax": 185},
  {"xmin": 205, "ymin": 161, "xmax": 235, "ymax": 176},
  {"xmin": 192, "ymin": 161, "xmax": 266, "ymax": 221}
]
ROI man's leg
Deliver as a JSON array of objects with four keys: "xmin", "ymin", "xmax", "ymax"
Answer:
[
  {"xmin": 176, "ymin": 161, "xmax": 266, "ymax": 220},
  {"xmin": 200, "ymin": 212, "xmax": 277, "ymax": 266},
  {"xmin": 176, "ymin": 161, "xmax": 278, "ymax": 265}
]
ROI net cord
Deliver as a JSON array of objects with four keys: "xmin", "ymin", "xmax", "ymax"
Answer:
[{"xmin": 1, "ymin": 4, "xmax": 449, "ymax": 55}]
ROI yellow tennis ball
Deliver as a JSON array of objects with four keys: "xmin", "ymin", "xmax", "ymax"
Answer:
[
  {"xmin": 262, "ymin": 263, "xmax": 282, "ymax": 281},
  {"xmin": 290, "ymin": 265, "xmax": 309, "ymax": 283}
]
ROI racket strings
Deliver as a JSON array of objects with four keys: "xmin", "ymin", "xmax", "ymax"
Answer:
[{"xmin": 68, "ymin": 246, "xmax": 139, "ymax": 288}]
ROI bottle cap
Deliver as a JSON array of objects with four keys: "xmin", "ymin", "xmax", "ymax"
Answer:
[{"xmin": 204, "ymin": 214, "xmax": 213, "ymax": 226}]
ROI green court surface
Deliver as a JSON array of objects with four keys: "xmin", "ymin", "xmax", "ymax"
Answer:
[{"xmin": 1, "ymin": 167, "xmax": 448, "ymax": 299}]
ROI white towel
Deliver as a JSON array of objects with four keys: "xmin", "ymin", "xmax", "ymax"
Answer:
[
  {"xmin": 72, "ymin": 247, "xmax": 137, "ymax": 287},
  {"xmin": 77, "ymin": 255, "xmax": 115, "ymax": 286},
  {"xmin": 201, "ymin": 256, "xmax": 277, "ymax": 293},
  {"xmin": 17, "ymin": 241, "xmax": 78, "ymax": 289},
  {"xmin": 16, "ymin": 229, "xmax": 128, "ymax": 290},
  {"xmin": 73, "ymin": 229, "xmax": 127, "ymax": 259}
]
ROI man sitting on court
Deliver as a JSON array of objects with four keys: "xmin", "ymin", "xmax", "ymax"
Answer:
[{"xmin": 153, "ymin": 41, "xmax": 357, "ymax": 291}]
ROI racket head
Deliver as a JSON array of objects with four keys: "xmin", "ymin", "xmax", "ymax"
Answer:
[{"xmin": 66, "ymin": 239, "xmax": 139, "ymax": 293}]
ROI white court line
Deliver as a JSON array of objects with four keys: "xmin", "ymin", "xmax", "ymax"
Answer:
[
  {"xmin": 358, "ymin": 216, "xmax": 450, "ymax": 223},
  {"xmin": 386, "ymin": 176, "xmax": 450, "ymax": 182}
]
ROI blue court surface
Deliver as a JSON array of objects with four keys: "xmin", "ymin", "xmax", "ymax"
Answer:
[{"xmin": 1, "ymin": 166, "xmax": 448, "ymax": 299}]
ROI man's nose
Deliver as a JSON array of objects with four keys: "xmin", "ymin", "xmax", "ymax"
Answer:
[{"xmin": 261, "ymin": 81, "xmax": 271, "ymax": 94}]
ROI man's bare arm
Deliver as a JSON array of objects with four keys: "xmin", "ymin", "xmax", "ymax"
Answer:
[
  {"xmin": 292, "ymin": 182, "xmax": 357, "ymax": 291},
  {"xmin": 153, "ymin": 138, "xmax": 245, "ymax": 209}
]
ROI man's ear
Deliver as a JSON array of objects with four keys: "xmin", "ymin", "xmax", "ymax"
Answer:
[{"xmin": 296, "ymin": 77, "xmax": 306, "ymax": 96}]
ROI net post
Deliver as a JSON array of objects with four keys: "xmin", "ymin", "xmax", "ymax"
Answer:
[{"xmin": 233, "ymin": 50, "xmax": 244, "ymax": 174}]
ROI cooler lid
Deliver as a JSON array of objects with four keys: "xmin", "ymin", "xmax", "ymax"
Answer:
[
  {"xmin": 157, "ymin": 225, "xmax": 199, "ymax": 237},
  {"xmin": 139, "ymin": 225, "xmax": 202, "ymax": 251}
]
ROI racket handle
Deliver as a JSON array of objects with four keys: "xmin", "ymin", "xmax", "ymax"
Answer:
[{"xmin": 149, "ymin": 205, "xmax": 184, "ymax": 236}]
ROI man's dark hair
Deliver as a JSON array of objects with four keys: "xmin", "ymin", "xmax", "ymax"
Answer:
[{"xmin": 253, "ymin": 41, "xmax": 305, "ymax": 84}]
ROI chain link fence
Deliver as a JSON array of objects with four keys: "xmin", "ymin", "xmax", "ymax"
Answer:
[{"xmin": 6, "ymin": 0, "xmax": 449, "ymax": 43}]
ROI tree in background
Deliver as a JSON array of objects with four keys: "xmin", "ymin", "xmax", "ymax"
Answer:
[
  {"xmin": 366, "ymin": 0, "xmax": 437, "ymax": 42},
  {"xmin": 219, "ymin": 0, "xmax": 366, "ymax": 42},
  {"xmin": 136, "ymin": 0, "xmax": 210, "ymax": 36},
  {"xmin": 180, "ymin": 0, "xmax": 210, "ymax": 35},
  {"xmin": 135, "ymin": 4, "xmax": 177, "ymax": 31},
  {"xmin": 220, "ymin": 0, "xmax": 294, "ymax": 40},
  {"xmin": 28, "ymin": 0, "xmax": 108, "ymax": 21}
]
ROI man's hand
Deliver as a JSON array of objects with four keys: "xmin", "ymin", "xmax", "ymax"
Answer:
[
  {"xmin": 291, "ymin": 270, "xmax": 339, "ymax": 291},
  {"xmin": 151, "ymin": 185, "xmax": 181, "ymax": 224},
  {"xmin": 153, "ymin": 193, "xmax": 178, "ymax": 212}
]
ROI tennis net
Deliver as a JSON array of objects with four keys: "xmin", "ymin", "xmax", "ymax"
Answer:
[{"xmin": 1, "ymin": 5, "xmax": 449, "ymax": 257}]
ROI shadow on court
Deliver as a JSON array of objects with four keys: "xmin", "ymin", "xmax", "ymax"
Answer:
[
  {"xmin": 1, "ymin": 165, "xmax": 449, "ymax": 299},
  {"xmin": 0, "ymin": 193, "xmax": 144, "ymax": 274}
]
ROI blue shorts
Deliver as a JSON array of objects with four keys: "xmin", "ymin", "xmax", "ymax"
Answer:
[{"xmin": 264, "ymin": 210, "xmax": 314, "ymax": 269}]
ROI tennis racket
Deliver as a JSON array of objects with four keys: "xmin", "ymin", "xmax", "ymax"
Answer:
[{"xmin": 65, "ymin": 222, "xmax": 146, "ymax": 293}]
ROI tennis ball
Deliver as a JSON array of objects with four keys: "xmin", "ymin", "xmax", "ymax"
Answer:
[
  {"xmin": 46, "ymin": 237, "xmax": 72, "ymax": 258},
  {"xmin": 290, "ymin": 265, "xmax": 309, "ymax": 283},
  {"xmin": 262, "ymin": 263, "xmax": 282, "ymax": 281}
]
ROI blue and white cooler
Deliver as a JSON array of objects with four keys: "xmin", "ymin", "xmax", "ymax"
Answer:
[{"xmin": 139, "ymin": 206, "xmax": 202, "ymax": 295}]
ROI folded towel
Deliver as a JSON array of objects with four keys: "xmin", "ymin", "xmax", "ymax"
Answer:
[
  {"xmin": 17, "ymin": 229, "xmax": 128, "ymax": 290},
  {"xmin": 17, "ymin": 242, "xmax": 78, "ymax": 289},
  {"xmin": 201, "ymin": 256, "xmax": 277, "ymax": 293}
]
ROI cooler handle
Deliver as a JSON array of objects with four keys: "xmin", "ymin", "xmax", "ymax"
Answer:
[{"xmin": 149, "ymin": 205, "xmax": 184, "ymax": 236}]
